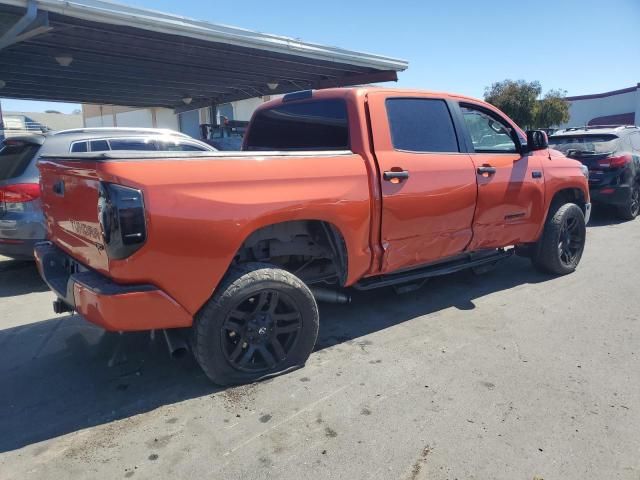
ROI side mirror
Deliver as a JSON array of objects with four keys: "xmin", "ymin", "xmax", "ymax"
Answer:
[{"xmin": 525, "ymin": 130, "xmax": 548, "ymax": 151}]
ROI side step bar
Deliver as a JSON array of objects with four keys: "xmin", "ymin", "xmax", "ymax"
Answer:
[{"xmin": 354, "ymin": 248, "xmax": 514, "ymax": 291}]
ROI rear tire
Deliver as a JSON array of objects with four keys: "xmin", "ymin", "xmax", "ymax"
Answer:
[
  {"xmin": 531, "ymin": 203, "xmax": 586, "ymax": 275},
  {"xmin": 192, "ymin": 262, "xmax": 319, "ymax": 386},
  {"xmin": 617, "ymin": 183, "xmax": 639, "ymax": 221}
]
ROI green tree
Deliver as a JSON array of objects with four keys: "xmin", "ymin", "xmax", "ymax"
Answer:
[
  {"xmin": 484, "ymin": 80, "xmax": 541, "ymax": 129},
  {"xmin": 484, "ymin": 80, "xmax": 569, "ymax": 129},
  {"xmin": 533, "ymin": 89, "xmax": 570, "ymax": 129}
]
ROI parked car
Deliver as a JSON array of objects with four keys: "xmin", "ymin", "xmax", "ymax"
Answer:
[
  {"xmin": 0, "ymin": 128, "xmax": 215, "ymax": 259},
  {"xmin": 549, "ymin": 125, "xmax": 640, "ymax": 220},
  {"xmin": 34, "ymin": 88, "xmax": 590, "ymax": 385}
]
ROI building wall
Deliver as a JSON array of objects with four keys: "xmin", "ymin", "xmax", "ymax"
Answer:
[
  {"xmin": 560, "ymin": 85, "xmax": 639, "ymax": 128},
  {"xmin": 82, "ymin": 97, "xmax": 269, "ymax": 138}
]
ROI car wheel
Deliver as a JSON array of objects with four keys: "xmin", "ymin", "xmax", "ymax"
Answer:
[
  {"xmin": 617, "ymin": 183, "xmax": 640, "ymax": 221},
  {"xmin": 532, "ymin": 203, "xmax": 586, "ymax": 275},
  {"xmin": 192, "ymin": 262, "xmax": 319, "ymax": 386}
]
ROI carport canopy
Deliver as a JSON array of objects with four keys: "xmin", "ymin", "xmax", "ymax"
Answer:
[{"xmin": 0, "ymin": 0, "xmax": 408, "ymax": 112}]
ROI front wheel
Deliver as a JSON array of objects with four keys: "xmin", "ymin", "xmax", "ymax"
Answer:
[
  {"xmin": 617, "ymin": 183, "xmax": 640, "ymax": 221},
  {"xmin": 531, "ymin": 203, "xmax": 586, "ymax": 275},
  {"xmin": 192, "ymin": 263, "xmax": 319, "ymax": 386}
]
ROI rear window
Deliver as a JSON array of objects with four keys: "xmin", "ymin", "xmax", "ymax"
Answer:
[
  {"xmin": 548, "ymin": 134, "xmax": 619, "ymax": 155},
  {"xmin": 0, "ymin": 141, "xmax": 39, "ymax": 180},
  {"xmin": 386, "ymin": 98, "xmax": 459, "ymax": 152},
  {"xmin": 245, "ymin": 100, "xmax": 349, "ymax": 151},
  {"xmin": 70, "ymin": 141, "xmax": 88, "ymax": 153}
]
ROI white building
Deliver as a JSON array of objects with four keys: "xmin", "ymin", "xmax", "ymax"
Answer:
[{"xmin": 561, "ymin": 83, "xmax": 639, "ymax": 128}]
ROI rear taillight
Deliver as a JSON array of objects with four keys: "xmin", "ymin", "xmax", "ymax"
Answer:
[
  {"xmin": 0, "ymin": 183, "xmax": 41, "ymax": 203},
  {"xmin": 98, "ymin": 183, "xmax": 146, "ymax": 259},
  {"xmin": 598, "ymin": 154, "xmax": 632, "ymax": 169}
]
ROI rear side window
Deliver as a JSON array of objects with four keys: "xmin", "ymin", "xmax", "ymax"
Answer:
[
  {"xmin": 70, "ymin": 141, "xmax": 88, "ymax": 153},
  {"xmin": 386, "ymin": 98, "xmax": 459, "ymax": 152},
  {"xmin": 108, "ymin": 138, "xmax": 156, "ymax": 151},
  {"xmin": 0, "ymin": 141, "xmax": 39, "ymax": 180},
  {"xmin": 245, "ymin": 100, "xmax": 349, "ymax": 151}
]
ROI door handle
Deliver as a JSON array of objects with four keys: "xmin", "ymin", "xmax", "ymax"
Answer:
[
  {"xmin": 477, "ymin": 166, "xmax": 497, "ymax": 176},
  {"xmin": 383, "ymin": 170, "xmax": 410, "ymax": 182}
]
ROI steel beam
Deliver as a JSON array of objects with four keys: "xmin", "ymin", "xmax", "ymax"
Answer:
[{"xmin": 0, "ymin": 0, "xmax": 51, "ymax": 51}]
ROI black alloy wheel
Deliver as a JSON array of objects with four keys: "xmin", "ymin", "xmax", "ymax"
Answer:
[
  {"xmin": 221, "ymin": 290, "xmax": 302, "ymax": 373},
  {"xmin": 558, "ymin": 214, "xmax": 585, "ymax": 268}
]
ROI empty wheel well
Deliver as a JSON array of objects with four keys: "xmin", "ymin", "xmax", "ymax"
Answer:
[
  {"xmin": 550, "ymin": 188, "xmax": 587, "ymax": 214},
  {"xmin": 233, "ymin": 220, "xmax": 348, "ymax": 286}
]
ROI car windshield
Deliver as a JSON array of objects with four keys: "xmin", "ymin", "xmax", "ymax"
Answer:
[{"xmin": 548, "ymin": 134, "xmax": 619, "ymax": 155}]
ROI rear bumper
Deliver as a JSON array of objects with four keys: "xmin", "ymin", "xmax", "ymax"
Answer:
[
  {"xmin": 0, "ymin": 237, "xmax": 40, "ymax": 259},
  {"xmin": 34, "ymin": 242, "xmax": 192, "ymax": 332},
  {"xmin": 589, "ymin": 185, "xmax": 632, "ymax": 207}
]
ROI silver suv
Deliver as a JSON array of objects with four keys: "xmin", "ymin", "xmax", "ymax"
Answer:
[{"xmin": 0, "ymin": 128, "xmax": 215, "ymax": 259}]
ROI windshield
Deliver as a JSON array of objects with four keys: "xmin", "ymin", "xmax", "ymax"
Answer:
[{"xmin": 548, "ymin": 134, "xmax": 619, "ymax": 155}]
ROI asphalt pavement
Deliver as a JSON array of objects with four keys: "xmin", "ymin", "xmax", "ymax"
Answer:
[{"xmin": 1, "ymin": 210, "xmax": 638, "ymax": 480}]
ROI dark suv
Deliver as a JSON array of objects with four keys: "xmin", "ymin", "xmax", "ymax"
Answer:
[
  {"xmin": 0, "ymin": 128, "xmax": 214, "ymax": 259},
  {"xmin": 549, "ymin": 125, "xmax": 640, "ymax": 220}
]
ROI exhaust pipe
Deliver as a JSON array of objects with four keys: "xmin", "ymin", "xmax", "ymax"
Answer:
[
  {"xmin": 162, "ymin": 329, "xmax": 189, "ymax": 359},
  {"xmin": 311, "ymin": 287, "xmax": 351, "ymax": 304}
]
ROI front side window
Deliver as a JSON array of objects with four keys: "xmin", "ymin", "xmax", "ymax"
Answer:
[
  {"xmin": 245, "ymin": 99, "xmax": 349, "ymax": 151},
  {"xmin": 156, "ymin": 141, "xmax": 208, "ymax": 152},
  {"xmin": 386, "ymin": 98, "xmax": 459, "ymax": 153},
  {"xmin": 461, "ymin": 106, "xmax": 517, "ymax": 153},
  {"xmin": 108, "ymin": 138, "xmax": 156, "ymax": 151}
]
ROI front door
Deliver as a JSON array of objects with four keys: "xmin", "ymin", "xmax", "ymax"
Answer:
[
  {"xmin": 458, "ymin": 102, "xmax": 545, "ymax": 250},
  {"xmin": 367, "ymin": 92, "xmax": 478, "ymax": 274}
]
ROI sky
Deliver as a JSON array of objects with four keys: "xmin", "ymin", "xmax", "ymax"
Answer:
[{"xmin": 1, "ymin": 0, "xmax": 639, "ymax": 114}]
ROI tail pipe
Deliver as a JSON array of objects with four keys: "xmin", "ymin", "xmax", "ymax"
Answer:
[
  {"xmin": 162, "ymin": 328, "xmax": 189, "ymax": 359},
  {"xmin": 310, "ymin": 287, "xmax": 351, "ymax": 304}
]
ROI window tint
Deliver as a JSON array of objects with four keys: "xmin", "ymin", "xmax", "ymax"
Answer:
[
  {"xmin": 461, "ymin": 106, "xmax": 517, "ymax": 153},
  {"xmin": 108, "ymin": 138, "xmax": 156, "ymax": 151},
  {"xmin": 70, "ymin": 141, "xmax": 88, "ymax": 153},
  {"xmin": 0, "ymin": 141, "xmax": 39, "ymax": 180},
  {"xmin": 156, "ymin": 141, "xmax": 207, "ymax": 152},
  {"xmin": 245, "ymin": 100, "xmax": 349, "ymax": 151},
  {"xmin": 385, "ymin": 99, "xmax": 458, "ymax": 153},
  {"xmin": 90, "ymin": 140, "xmax": 110, "ymax": 151}
]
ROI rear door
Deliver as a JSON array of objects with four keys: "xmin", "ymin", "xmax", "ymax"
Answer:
[
  {"xmin": 367, "ymin": 92, "xmax": 477, "ymax": 273},
  {"xmin": 457, "ymin": 102, "xmax": 545, "ymax": 249}
]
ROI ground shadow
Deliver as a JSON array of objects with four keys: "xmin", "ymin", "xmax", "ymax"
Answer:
[
  {"xmin": 587, "ymin": 204, "xmax": 633, "ymax": 228},
  {"xmin": 0, "ymin": 255, "xmax": 553, "ymax": 453},
  {"xmin": 0, "ymin": 259, "xmax": 49, "ymax": 298}
]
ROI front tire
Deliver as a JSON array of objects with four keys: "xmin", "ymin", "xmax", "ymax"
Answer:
[
  {"xmin": 192, "ymin": 262, "xmax": 319, "ymax": 386},
  {"xmin": 617, "ymin": 183, "xmax": 640, "ymax": 221},
  {"xmin": 531, "ymin": 203, "xmax": 586, "ymax": 275}
]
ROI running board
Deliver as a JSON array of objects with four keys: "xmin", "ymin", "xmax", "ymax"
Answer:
[{"xmin": 354, "ymin": 249, "xmax": 514, "ymax": 291}]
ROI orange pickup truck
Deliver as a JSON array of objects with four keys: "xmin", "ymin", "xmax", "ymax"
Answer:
[{"xmin": 34, "ymin": 87, "xmax": 590, "ymax": 385}]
